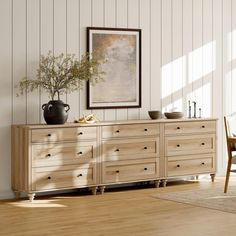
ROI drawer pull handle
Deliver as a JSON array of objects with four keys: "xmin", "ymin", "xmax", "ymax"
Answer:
[
  {"xmin": 47, "ymin": 134, "xmax": 51, "ymax": 137},
  {"xmin": 144, "ymin": 128, "xmax": 148, "ymax": 131},
  {"xmin": 47, "ymin": 154, "xmax": 51, "ymax": 157},
  {"xmin": 177, "ymin": 144, "xmax": 180, "ymax": 147},
  {"xmin": 116, "ymin": 130, "xmax": 120, "ymax": 133},
  {"xmin": 47, "ymin": 176, "xmax": 51, "ymax": 180},
  {"xmin": 115, "ymin": 149, "xmax": 120, "ymax": 152},
  {"xmin": 201, "ymin": 162, "xmax": 205, "ymax": 165},
  {"xmin": 177, "ymin": 164, "xmax": 180, "ymax": 168},
  {"xmin": 78, "ymin": 132, "xmax": 83, "ymax": 135},
  {"xmin": 144, "ymin": 167, "xmax": 148, "ymax": 171},
  {"xmin": 202, "ymin": 125, "xmax": 205, "ymax": 128},
  {"xmin": 77, "ymin": 174, "xmax": 83, "ymax": 177},
  {"xmin": 177, "ymin": 127, "xmax": 180, "ymax": 130},
  {"xmin": 116, "ymin": 170, "xmax": 120, "ymax": 173},
  {"xmin": 201, "ymin": 143, "xmax": 205, "ymax": 145},
  {"xmin": 144, "ymin": 147, "xmax": 148, "ymax": 150},
  {"xmin": 78, "ymin": 151, "xmax": 83, "ymax": 155}
]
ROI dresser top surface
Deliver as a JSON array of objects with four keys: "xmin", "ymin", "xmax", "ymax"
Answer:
[{"xmin": 12, "ymin": 118, "xmax": 218, "ymax": 129}]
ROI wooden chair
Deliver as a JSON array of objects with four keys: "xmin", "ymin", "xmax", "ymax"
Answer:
[{"xmin": 224, "ymin": 116, "xmax": 236, "ymax": 193}]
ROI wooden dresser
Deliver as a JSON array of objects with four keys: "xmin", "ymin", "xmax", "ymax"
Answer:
[{"xmin": 11, "ymin": 118, "xmax": 217, "ymax": 201}]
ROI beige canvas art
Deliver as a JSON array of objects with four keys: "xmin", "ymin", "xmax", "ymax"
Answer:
[{"xmin": 87, "ymin": 28, "xmax": 141, "ymax": 109}]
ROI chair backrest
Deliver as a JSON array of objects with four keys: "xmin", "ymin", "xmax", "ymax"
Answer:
[
  {"xmin": 224, "ymin": 116, "xmax": 236, "ymax": 137},
  {"xmin": 224, "ymin": 115, "xmax": 236, "ymax": 151}
]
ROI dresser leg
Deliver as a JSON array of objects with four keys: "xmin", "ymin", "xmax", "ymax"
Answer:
[
  {"xmin": 162, "ymin": 179, "xmax": 167, "ymax": 187},
  {"xmin": 91, "ymin": 186, "xmax": 98, "ymax": 195},
  {"xmin": 14, "ymin": 191, "xmax": 21, "ymax": 200},
  {"xmin": 99, "ymin": 186, "xmax": 106, "ymax": 194},
  {"xmin": 28, "ymin": 193, "xmax": 35, "ymax": 202},
  {"xmin": 195, "ymin": 175, "xmax": 199, "ymax": 180},
  {"xmin": 210, "ymin": 174, "xmax": 215, "ymax": 182},
  {"xmin": 154, "ymin": 180, "xmax": 161, "ymax": 188}
]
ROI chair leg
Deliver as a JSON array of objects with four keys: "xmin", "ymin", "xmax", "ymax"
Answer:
[{"xmin": 224, "ymin": 157, "xmax": 232, "ymax": 193}]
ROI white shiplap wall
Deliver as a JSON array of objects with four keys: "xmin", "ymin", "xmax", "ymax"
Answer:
[{"xmin": 0, "ymin": 0, "xmax": 233, "ymax": 198}]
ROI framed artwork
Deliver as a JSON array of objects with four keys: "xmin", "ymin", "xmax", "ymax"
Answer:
[{"xmin": 87, "ymin": 27, "xmax": 141, "ymax": 109}]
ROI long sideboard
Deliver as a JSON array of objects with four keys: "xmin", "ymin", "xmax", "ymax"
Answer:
[{"xmin": 11, "ymin": 118, "xmax": 217, "ymax": 201}]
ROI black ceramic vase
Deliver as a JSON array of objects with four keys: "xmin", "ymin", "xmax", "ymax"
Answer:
[{"xmin": 42, "ymin": 100, "xmax": 70, "ymax": 124}]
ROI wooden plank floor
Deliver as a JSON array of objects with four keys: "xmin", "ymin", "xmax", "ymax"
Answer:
[{"xmin": 1, "ymin": 177, "xmax": 236, "ymax": 236}]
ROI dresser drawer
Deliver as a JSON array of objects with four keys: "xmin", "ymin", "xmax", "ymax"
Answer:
[
  {"xmin": 31, "ymin": 126, "xmax": 97, "ymax": 143},
  {"xmin": 102, "ymin": 138, "xmax": 159, "ymax": 161},
  {"xmin": 32, "ymin": 164, "xmax": 96, "ymax": 191},
  {"xmin": 165, "ymin": 121, "xmax": 216, "ymax": 135},
  {"xmin": 167, "ymin": 154, "xmax": 215, "ymax": 177},
  {"xmin": 102, "ymin": 124, "xmax": 159, "ymax": 139},
  {"xmin": 32, "ymin": 142, "xmax": 96, "ymax": 167},
  {"xmin": 103, "ymin": 159, "xmax": 158, "ymax": 184},
  {"xmin": 165, "ymin": 134, "xmax": 215, "ymax": 156}
]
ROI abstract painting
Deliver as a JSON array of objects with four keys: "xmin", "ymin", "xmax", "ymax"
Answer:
[{"xmin": 87, "ymin": 27, "xmax": 141, "ymax": 109}]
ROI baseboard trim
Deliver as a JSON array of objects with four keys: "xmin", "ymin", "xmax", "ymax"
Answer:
[{"xmin": 0, "ymin": 190, "xmax": 14, "ymax": 200}]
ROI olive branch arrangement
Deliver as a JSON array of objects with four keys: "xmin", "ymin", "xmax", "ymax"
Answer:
[{"xmin": 17, "ymin": 51, "xmax": 105, "ymax": 100}]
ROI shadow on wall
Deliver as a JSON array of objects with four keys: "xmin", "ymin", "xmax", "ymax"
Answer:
[{"xmin": 161, "ymin": 40, "xmax": 216, "ymax": 117}]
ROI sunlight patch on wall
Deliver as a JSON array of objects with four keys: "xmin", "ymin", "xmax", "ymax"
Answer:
[
  {"xmin": 189, "ymin": 41, "xmax": 216, "ymax": 82},
  {"xmin": 161, "ymin": 40, "xmax": 215, "ymax": 117},
  {"xmin": 202, "ymin": 83, "xmax": 211, "ymax": 117},
  {"xmin": 231, "ymin": 68, "xmax": 236, "ymax": 114}
]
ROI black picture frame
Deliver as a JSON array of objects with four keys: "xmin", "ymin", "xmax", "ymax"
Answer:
[{"xmin": 87, "ymin": 27, "xmax": 141, "ymax": 109}]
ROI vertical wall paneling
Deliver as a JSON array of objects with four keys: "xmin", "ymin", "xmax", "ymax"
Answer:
[
  {"xmin": 91, "ymin": 0, "xmax": 105, "ymax": 121},
  {"xmin": 161, "ymin": 0, "xmax": 172, "ymax": 112},
  {"xmin": 223, "ymin": 0, "xmax": 232, "ymax": 116},
  {"xmin": 150, "ymin": 0, "xmax": 161, "ymax": 111},
  {"xmin": 54, "ymin": 0, "xmax": 67, "ymax": 103},
  {"xmin": 172, "ymin": 0, "xmax": 183, "ymax": 112},
  {"xmin": 66, "ymin": 0, "xmax": 80, "ymax": 121},
  {"xmin": 116, "ymin": 0, "xmax": 129, "ymax": 120},
  {"xmin": 182, "ymin": 0, "xmax": 193, "ymax": 116},
  {"xmin": 40, "ymin": 0, "xmax": 54, "ymax": 123},
  {"xmin": 231, "ymin": 0, "xmax": 236, "ymax": 114},
  {"xmin": 26, "ymin": 0, "xmax": 40, "ymax": 124},
  {"xmin": 202, "ymin": 0, "xmax": 213, "ymax": 118},
  {"xmin": 1, "ymin": 0, "xmax": 235, "ymax": 198},
  {"xmin": 80, "ymin": 0, "xmax": 92, "ymax": 117},
  {"xmin": 0, "ymin": 0, "xmax": 12, "ymax": 196},
  {"xmin": 104, "ymin": 0, "xmax": 116, "ymax": 121},
  {"xmin": 139, "ymin": 0, "xmax": 150, "ymax": 119},
  {"xmin": 12, "ymin": 0, "xmax": 27, "ymax": 124},
  {"xmin": 127, "ymin": 0, "xmax": 140, "ymax": 119},
  {"xmin": 192, "ymin": 0, "xmax": 203, "ymax": 116},
  {"xmin": 213, "ymin": 0, "xmax": 224, "ymax": 173}
]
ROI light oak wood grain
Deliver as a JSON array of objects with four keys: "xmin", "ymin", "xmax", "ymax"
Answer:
[{"xmin": 2, "ymin": 178, "xmax": 236, "ymax": 236}]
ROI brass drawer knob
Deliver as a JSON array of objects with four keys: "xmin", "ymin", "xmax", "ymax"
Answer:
[
  {"xmin": 47, "ymin": 133, "xmax": 51, "ymax": 137},
  {"xmin": 177, "ymin": 144, "xmax": 180, "ymax": 147},
  {"xmin": 78, "ymin": 132, "xmax": 83, "ymax": 135},
  {"xmin": 202, "ymin": 125, "xmax": 205, "ymax": 128},
  {"xmin": 144, "ymin": 128, "xmax": 148, "ymax": 131},
  {"xmin": 144, "ymin": 167, "xmax": 148, "ymax": 171},
  {"xmin": 144, "ymin": 147, "xmax": 148, "ymax": 150},
  {"xmin": 177, "ymin": 164, "xmax": 180, "ymax": 168},
  {"xmin": 177, "ymin": 127, "xmax": 180, "ymax": 130},
  {"xmin": 201, "ymin": 143, "xmax": 205, "ymax": 145},
  {"xmin": 116, "ymin": 170, "xmax": 120, "ymax": 173},
  {"xmin": 116, "ymin": 130, "xmax": 120, "ymax": 133},
  {"xmin": 77, "ymin": 151, "xmax": 83, "ymax": 155},
  {"xmin": 115, "ymin": 148, "xmax": 120, "ymax": 152},
  {"xmin": 47, "ymin": 153, "xmax": 51, "ymax": 157},
  {"xmin": 77, "ymin": 174, "xmax": 83, "ymax": 177},
  {"xmin": 47, "ymin": 176, "xmax": 51, "ymax": 180},
  {"xmin": 201, "ymin": 162, "xmax": 205, "ymax": 165}
]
